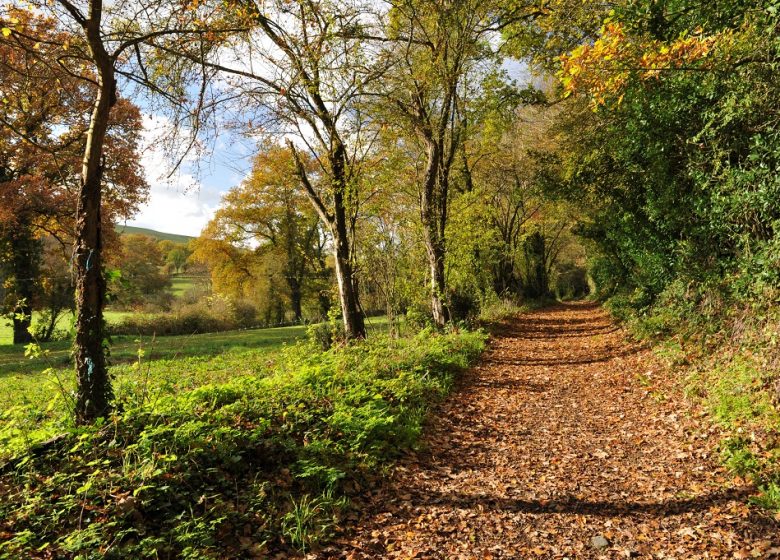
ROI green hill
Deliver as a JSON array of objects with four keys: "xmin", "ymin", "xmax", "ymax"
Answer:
[{"xmin": 115, "ymin": 225, "xmax": 194, "ymax": 244}]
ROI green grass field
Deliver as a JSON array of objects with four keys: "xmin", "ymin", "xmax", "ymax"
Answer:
[
  {"xmin": 0, "ymin": 275, "xmax": 205, "ymax": 345},
  {"xmin": 0, "ymin": 314, "xmax": 395, "ymax": 462},
  {"xmin": 0, "ymin": 322, "xmax": 484, "ymax": 558},
  {"xmin": 169, "ymin": 274, "xmax": 207, "ymax": 297},
  {"xmin": 0, "ymin": 310, "xmax": 152, "ymax": 346},
  {"xmin": 0, "ymin": 315, "xmax": 392, "ymax": 399},
  {"xmin": 0, "ymin": 325, "xmax": 309, "ymax": 431},
  {"xmin": 0, "ymin": 321, "xmax": 309, "ymax": 376}
]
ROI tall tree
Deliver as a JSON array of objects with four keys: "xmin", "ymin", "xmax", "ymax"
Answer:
[
  {"xmin": 203, "ymin": 0, "xmax": 388, "ymax": 339},
  {"xmin": 196, "ymin": 144, "xmax": 328, "ymax": 322},
  {"xmin": 0, "ymin": 10, "xmax": 146, "ymax": 347},
  {"xmin": 1, "ymin": 1, "xmax": 235, "ymax": 421},
  {"xmin": 544, "ymin": 0, "xmax": 780, "ymax": 309},
  {"xmin": 107, "ymin": 234, "xmax": 171, "ymax": 307},
  {"xmin": 375, "ymin": 0, "xmax": 496, "ymax": 326}
]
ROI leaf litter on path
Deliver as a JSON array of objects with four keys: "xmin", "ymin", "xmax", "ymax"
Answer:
[{"xmin": 317, "ymin": 302, "xmax": 779, "ymax": 559}]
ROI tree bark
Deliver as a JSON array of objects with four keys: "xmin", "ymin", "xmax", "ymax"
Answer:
[
  {"xmin": 332, "ymin": 196, "xmax": 365, "ymax": 339},
  {"xmin": 10, "ymin": 225, "xmax": 38, "ymax": 345},
  {"xmin": 288, "ymin": 277, "xmax": 302, "ymax": 323},
  {"xmin": 329, "ymin": 142, "xmax": 365, "ymax": 340},
  {"xmin": 523, "ymin": 231, "xmax": 550, "ymax": 299},
  {"xmin": 333, "ymin": 256, "xmax": 365, "ymax": 339},
  {"xmin": 420, "ymin": 141, "xmax": 450, "ymax": 328},
  {"xmin": 74, "ymin": 6, "xmax": 116, "ymax": 423},
  {"xmin": 426, "ymin": 238, "xmax": 448, "ymax": 327},
  {"xmin": 288, "ymin": 140, "xmax": 365, "ymax": 339},
  {"xmin": 42, "ymin": 306, "xmax": 59, "ymax": 342}
]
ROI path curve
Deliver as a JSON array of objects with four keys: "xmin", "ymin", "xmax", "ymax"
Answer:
[{"xmin": 321, "ymin": 302, "xmax": 779, "ymax": 559}]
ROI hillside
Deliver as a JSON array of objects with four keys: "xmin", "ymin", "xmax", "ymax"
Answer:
[{"xmin": 115, "ymin": 225, "xmax": 194, "ymax": 244}]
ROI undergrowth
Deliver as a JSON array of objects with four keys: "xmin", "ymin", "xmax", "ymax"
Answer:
[
  {"xmin": 0, "ymin": 327, "xmax": 485, "ymax": 558},
  {"xmin": 608, "ymin": 289, "xmax": 780, "ymax": 511},
  {"xmin": 687, "ymin": 354, "xmax": 780, "ymax": 511},
  {"xmin": 478, "ymin": 296, "xmax": 557, "ymax": 324}
]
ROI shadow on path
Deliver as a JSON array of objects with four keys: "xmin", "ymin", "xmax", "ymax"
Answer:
[
  {"xmin": 324, "ymin": 301, "xmax": 780, "ymax": 559},
  {"xmin": 416, "ymin": 487, "xmax": 753, "ymax": 518}
]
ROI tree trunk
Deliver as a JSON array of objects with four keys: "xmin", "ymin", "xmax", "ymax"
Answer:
[
  {"xmin": 289, "ymin": 277, "xmax": 302, "ymax": 323},
  {"xmin": 332, "ymin": 219, "xmax": 365, "ymax": 339},
  {"xmin": 10, "ymin": 226, "xmax": 38, "ymax": 345},
  {"xmin": 273, "ymin": 294, "xmax": 284, "ymax": 324},
  {"xmin": 330, "ymin": 140, "xmax": 366, "ymax": 340},
  {"xmin": 523, "ymin": 231, "xmax": 550, "ymax": 299},
  {"xmin": 318, "ymin": 286, "xmax": 331, "ymax": 321},
  {"xmin": 283, "ymin": 222, "xmax": 304, "ymax": 323},
  {"xmin": 427, "ymin": 239, "xmax": 448, "ymax": 327},
  {"xmin": 74, "ymin": 13, "xmax": 116, "ymax": 423},
  {"xmin": 420, "ymin": 141, "xmax": 449, "ymax": 328},
  {"xmin": 42, "ymin": 306, "xmax": 59, "ymax": 342},
  {"xmin": 493, "ymin": 255, "xmax": 518, "ymax": 298},
  {"xmin": 288, "ymin": 140, "xmax": 365, "ymax": 339}
]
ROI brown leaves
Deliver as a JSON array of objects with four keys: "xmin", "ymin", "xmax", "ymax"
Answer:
[{"xmin": 321, "ymin": 303, "xmax": 779, "ymax": 559}]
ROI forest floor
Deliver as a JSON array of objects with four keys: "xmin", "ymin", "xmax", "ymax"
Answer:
[{"xmin": 318, "ymin": 302, "xmax": 780, "ymax": 559}]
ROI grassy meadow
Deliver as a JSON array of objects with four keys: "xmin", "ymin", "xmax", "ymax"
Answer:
[
  {"xmin": 0, "ymin": 315, "xmax": 399, "ymax": 434},
  {"xmin": 169, "ymin": 274, "xmax": 206, "ymax": 298}
]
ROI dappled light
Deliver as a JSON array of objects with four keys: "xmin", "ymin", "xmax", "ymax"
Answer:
[
  {"xmin": 1, "ymin": 0, "xmax": 780, "ymax": 556},
  {"xmin": 323, "ymin": 305, "xmax": 779, "ymax": 558}
]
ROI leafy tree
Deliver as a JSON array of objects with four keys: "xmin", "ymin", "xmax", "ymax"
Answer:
[
  {"xmin": 545, "ymin": 0, "xmax": 780, "ymax": 319},
  {"xmin": 1, "ymin": 0, "xmax": 238, "ymax": 421},
  {"xmin": 194, "ymin": 144, "xmax": 329, "ymax": 323},
  {"xmin": 0, "ymin": 9, "xmax": 147, "ymax": 346},
  {"xmin": 165, "ymin": 246, "xmax": 191, "ymax": 275},
  {"xmin": 156, "ymin": 240, "xmax": 192, "ymax": 275},
  {"xmin": 34, "ymin": 238, "xmax": 76, "ymax": 342},
  {"xmin": 198, "ymin": 0, "xmax": 389, "ymax": 339},
  {"xmin": 373, "ymin": 0, "xmax": 496, "ymax": 326},
  {"xmin": 107, "ymin": 234, "xmax": 171, "ymax": 307}
]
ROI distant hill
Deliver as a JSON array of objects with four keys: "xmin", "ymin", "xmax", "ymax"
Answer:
[{"xmin": 115, "ymin": 225, "xmax": 194, "ymax": 244}]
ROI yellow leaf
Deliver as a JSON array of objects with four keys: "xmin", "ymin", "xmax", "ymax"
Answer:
[{"xmin": 1, "ymin": 27, "xmax": 11, "ymax": 37}]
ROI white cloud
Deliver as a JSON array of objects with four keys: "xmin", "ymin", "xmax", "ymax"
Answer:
[
  {"xmin": 126, "ymin": 184, "xmax": 217, "ymax": 237},
  {"xmin": 125, "ymin": 115, "xmax": 224, "ymax": 237}
]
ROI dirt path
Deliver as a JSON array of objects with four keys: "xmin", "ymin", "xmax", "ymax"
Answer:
[{"xmin": 321, "ymin": 302, "xmax": 779, "ymax": 559}]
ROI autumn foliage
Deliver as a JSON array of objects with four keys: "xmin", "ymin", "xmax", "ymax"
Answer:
[{"xmin": 560, "ymin": 22, "xmax": 722, "ymax": 105}]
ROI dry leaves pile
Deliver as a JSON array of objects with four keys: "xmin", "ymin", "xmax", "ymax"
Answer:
[{"xmin": 317, "ymin": 302, "xmax": 779, "ymax": 559}]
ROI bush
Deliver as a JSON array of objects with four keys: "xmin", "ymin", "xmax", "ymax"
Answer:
[
  {"xmin": 405, "ymin": 304, "xmax": 433, "ymax": 331},
  {"xmin": 448, "ymin": 289, "xmax": 479, "ymax": 323},
  {"xmin": 478, "ymin": 297, "xmax": 525, "ymax": 323},
  {"xmin": 30, "ymin": 311, "xmax": 72, "ymax": 342},
  {"xmin": 307, "ymin": 321, "xmax": 332, "ymax": 351},
  {"xmin": 109, "ymin": 296, "xmax": 257, "ymax": 336}
]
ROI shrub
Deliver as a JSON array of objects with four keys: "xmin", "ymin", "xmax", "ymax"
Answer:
[
  {"xmin": 478, "ymin": 297, "xmax": 525, "ymax": 323},
  {"xmin": 108, "ymin": 296, "xmax": 258, "ymax": 336},
  {"xmin": 448, "ymin": 289, "xmax": 479, "ymax": 323},
  {"xmin": 405, "ymin": 303, "xmax": 433, "ymax": 331},
  {"xmin": 307, "ymin": 321, "xmax": 332, "ymax": 351}
]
